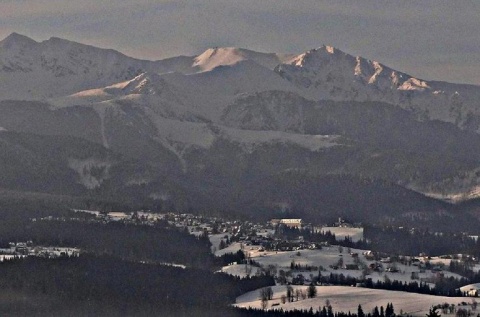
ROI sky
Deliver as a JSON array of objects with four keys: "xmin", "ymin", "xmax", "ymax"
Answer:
[{"xmin": 1, "ymin": 0, "xmax": 479, "ymax": 85}]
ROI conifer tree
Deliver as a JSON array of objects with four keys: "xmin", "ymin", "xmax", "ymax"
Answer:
[
  {"xmin": 358, "ymin": 304, "xmax": 365, "ymax": 317},
  {"xmin": 307, "ymin": 284, "xmax": 317, "ymax": 298}
]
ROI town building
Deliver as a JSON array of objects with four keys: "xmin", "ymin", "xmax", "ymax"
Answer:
[{"xmin": 270, "ymin": 218, "xmax": 303, "ymax": 229}]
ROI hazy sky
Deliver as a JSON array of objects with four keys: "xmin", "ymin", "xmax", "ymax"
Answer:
[{"xmin": 1, "ymin": 0, "xmax": 479, "ymax": 84}]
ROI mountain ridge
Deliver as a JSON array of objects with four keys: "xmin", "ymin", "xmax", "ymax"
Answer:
[
  {"xmin": 2, "ymin": 33, "xmax": 480, "ymax": 229},
  {"xmin": 276, "ymin": 45, "xmax": 480, "ymax": 131}
]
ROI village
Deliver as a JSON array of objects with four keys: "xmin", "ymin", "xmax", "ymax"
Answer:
[
  {"xmin": 27, "ymin": 209, "xmax": 480, "ymax": 315},
  {"xmin": 73, "ymin": 209, "xmax": 480, "ymax": 290}
]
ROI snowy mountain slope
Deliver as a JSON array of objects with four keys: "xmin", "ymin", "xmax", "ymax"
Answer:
[
  {"xmin": 53, "ymin": 60, "xmax": 303, "ymax": 122},
  {"xmin": 220, "ymin": 91, "xmax": 480, "ymax": 198},
  {"xmin": 23, "ymin": 92, "xmax": 480, "ymax": 203},
  {"xmin": 52, "ymin": 92, "xmax": 342, "ymax": 155},
  {"xmin": 152, "ymin": 60, "xmax": 304, "ymax": 121},
  {"xmin": 3, "ymin": 98, "xmax": 480, "ymax": 229},
  {"xmin": 275, "ymin": 45, "xmax": 480, "ymax": 131},
  {"xmin": 51, "ymin": 72, "xmax": 205, "ymax": 123},
  {"xmin": 222, "ymin": 91, "xmax": 312, "ymax": 133},
  {"xmin": 147, "ymin": 112, "xmax": 341, "ymax": 153},
  {"xmin": 0, "ymin": 33, "xmax": 162, "ymax": 99}
]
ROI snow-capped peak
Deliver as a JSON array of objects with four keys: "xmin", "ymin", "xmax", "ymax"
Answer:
[
  {"xmin": 325, "ymin": 45, "xmax": 336, "ymax": 54},
  {"xmin": 287, "ymin": 45, "xmax": 352, "ymax": 69},
  {"xmin": 193, "ymin": 47, "xmax": 248, "ymax": 71},
  {"xmin": 193, "ymin": 47, "xmax": 296, "ymax": 71}
]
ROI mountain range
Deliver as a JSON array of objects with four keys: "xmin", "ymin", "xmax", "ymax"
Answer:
[{"xmin": 2, "ymin": 32, "xmax": 480, "ymax": 230}]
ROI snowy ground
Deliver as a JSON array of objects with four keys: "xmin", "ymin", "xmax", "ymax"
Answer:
[
  {"xmin": 209, "ymin": 233, "xmax": 244, "ymax": 256},
  {"xmin": 209, "ymin": 233, "xmax": 228, "ymax": 252},
  {"xmin": 256, "ymin": 229, "xmax": 275, "ymax": 238},
  {"xmin": 215, "ymin": 242, "xmax": 243, "ymax": 257},
  {"xmin": 236, "ymin": 285, "xmax": 473, "ymax": 316}
]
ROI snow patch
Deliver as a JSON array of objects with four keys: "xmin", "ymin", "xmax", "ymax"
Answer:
[
  {"xmin": 68, "ymin": 158, "xmax": 111, "ymax": 189},
  {"xmin": 398, "ymin": 77, "xmax": 430, "ymax": 91},
  {"xmin": 223, "ymin": 127, "xmax": 341, "ymax": 152},
  {"xmin": 149, "ymin": 192, "xmax": 171, "ymax": 201},
  {"xmin": 325, "ymin": 46, "xmax": 335, "ymax": 54}
]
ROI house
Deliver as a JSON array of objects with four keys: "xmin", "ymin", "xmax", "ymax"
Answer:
[
  {"xmin": 459, "ymin": 283, "xmax": 480, "ymax": 296},
  {"xmin": 107, "ymin": 212, "xmax": 129, "ymax": 221},
  {"xmin": 15, "ymin": 246, "xmax": 28, "ymax": 255},
  {"xmin": 271, "ymin": 218, "xmax": 303, "ymax": 229},
  {"xmin": 344, "ymin": 264, "xmax": 359, "ymax": 270},
  {"xmin": 385, "ymin": 267, "xmax": 399, "ymax": 273},
  {"xmin": 369, "ymin": 262, "xmax": 383, "ymax": 272}
]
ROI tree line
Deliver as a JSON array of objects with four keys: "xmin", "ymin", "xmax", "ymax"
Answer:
[
  {"xmin": 0, "ymin": 254, "xmax": 274, "ymax": 316},
  {"xmin": 279, "ymin": 225, "xmax": 480, "ymax": 258},
  {"xmin": 0, "ymin": 218, "xmax": 214, "ymax": 268}
]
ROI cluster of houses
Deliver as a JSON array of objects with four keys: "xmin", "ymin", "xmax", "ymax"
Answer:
[
  {"xmin": 74, "ymin": 209, "xmax": 165, "ymax": 224},
  {"xmin": 0, "ymin": 242, "xmax": 80, "ymax": 262},
  {"xmin": 75, "ymin": 210, "xmax": 251, "ymax": 235}
]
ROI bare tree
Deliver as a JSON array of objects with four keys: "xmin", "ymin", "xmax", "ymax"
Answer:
[
  {"xmin": 286, "ymin": 285, "xmax": 294, "ymax": 302},
  {"xmin": 266, "ymin": 286, "xmax": 273, "ymax": 300},
  {"xmin": 278, "ymin": 270, "xmax": 286, "ymax": 285},
  {"xmin": 301, "ymin": 290, "xmax": 307, "ymax": 300},
  {"xmin": 219, "ymin": 239, "xmax": 226, "ymax": 250},
  {"xmin": 455, "ymin": 308, "xmax": 467, "ymax": 317},
  {"xmin": 295, "ymin": 289, "xmax": 301, "ymax": 301},
  {"xmin": 261, "ymin": 297, "xmax": 268, "ymax": 310},
  {"xmin": 267, "ymin": 264, "xmax": 277, "ymax": 276},
  {"xmin": 259, "ymin": 288, "xmax": 268, "ymax": 302}
]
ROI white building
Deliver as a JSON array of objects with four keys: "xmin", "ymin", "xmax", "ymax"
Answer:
[{"xmin": 271, "ymin": 218, "xmax": 303, "ymax": 229}]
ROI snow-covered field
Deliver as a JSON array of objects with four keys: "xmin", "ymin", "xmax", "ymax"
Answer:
[
  {"xmin": 236, "ymin": 285, "xmax": 471, "ymax": 316},
  {"xmin": 208, "ymin": 233, "xmax": 244, "ymax": 256},
  {"xmin": 240, "ymin": 246, "xmax": 463, "ymax": 285},
  {"xmin": 216, "ymin": 242, "xmax": 243, "ymax": 257},
  {"xmin": 209, "ymin": 233, "xmax": 228, "ymax": 252},
  {"xmin": 220, "ymin": 263, "xmax": 262, "ymax": 278},
  {"xmin": 208, "ymin": 230, "xmax": 470, "ymax": 314}
]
